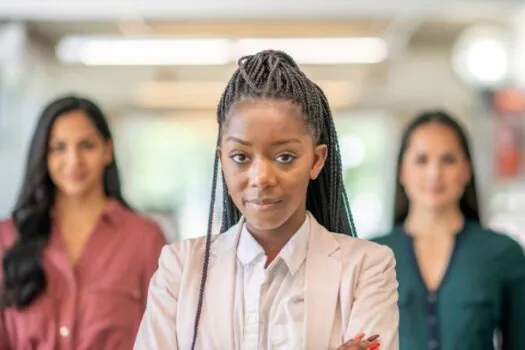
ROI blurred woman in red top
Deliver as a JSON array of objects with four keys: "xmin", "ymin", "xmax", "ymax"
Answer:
[{"xmin": 0, "ymin": 95, "xmax": 166, "ymax": 350}]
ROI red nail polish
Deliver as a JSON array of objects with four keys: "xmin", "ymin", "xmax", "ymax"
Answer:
[{"xmin": 367, "ymin": 334, "xmax": 379, "ymax": 342}]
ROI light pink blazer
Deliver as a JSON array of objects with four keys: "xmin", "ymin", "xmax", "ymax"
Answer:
[{"xmin": 134, "ymin": 215, "xmax": 399, "ymax": 350}]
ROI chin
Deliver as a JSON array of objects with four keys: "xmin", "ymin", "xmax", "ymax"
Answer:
[
  {"xmin": 243, "ymin": 211, "xmax": 291, "ymax": 232},
  {"xmin": 57, "ymin": 183, "xmax": 93, "ymax": 198},
  {"xmin": 423, "ymin": 199, "xmax": 457, "ymax": 211}
]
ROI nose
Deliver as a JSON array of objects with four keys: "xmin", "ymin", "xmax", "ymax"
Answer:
[
  {"xmin": 65, "ymin": 147, "xmax": 82, "ymax": 166},
  {"xmin": 248, "ymin": 158, "xmax": 277, "ymax": 189},
  {"xmin": 426, "ymin": 160, "xmax": 443, "ymax": 180}
]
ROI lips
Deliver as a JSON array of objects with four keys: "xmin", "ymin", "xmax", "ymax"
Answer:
[
  {"xmin": 67, "ymin": 172, "xmax": 87, "ymax": 182},
  {"xmin": 246, "ymin": 198, "xmax": 281, "ymax": 205},
  {"xmin": 245, "ymin": 198, "xmax": 282, "ymax": 211}
]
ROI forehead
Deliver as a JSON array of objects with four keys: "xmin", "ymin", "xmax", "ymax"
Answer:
[
  {"xmin": 407, "ymin": 123, "xmax": 462, "ymax": 152},
  {"xmin": 50, "ymin": 110, "xmax": 99, "ymax": 139},
  {"xmin": 222, "ymin": 100, "xmax": 310, "ymax": 141}
]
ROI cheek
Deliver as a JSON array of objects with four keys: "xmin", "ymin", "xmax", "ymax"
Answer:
[
  {"xmin": 220, "ymin": 160, "xmax": 245, "ymax": 194},
  {"xmin": 47, "ymin": 155, "xmax": 60, "ymax": 177},
  {"xmin": 284, "ymin": 165, "xmax": 312, "ymax": 196},
  {"xmin": 400, "ymin": 164, "xmax": 421, "ymax": 187},
  {"xmin": 445, "ymin": 168, "xmax": 468, "ymax": 188},
  {"xmin": 83, "ymin": 151, "xmax": 108, "ymax": 174}
]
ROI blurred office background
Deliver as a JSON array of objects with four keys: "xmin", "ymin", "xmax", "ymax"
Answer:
[{"xmin": 1, "ymin": 0, "xmax": 525, "ymax": 244}]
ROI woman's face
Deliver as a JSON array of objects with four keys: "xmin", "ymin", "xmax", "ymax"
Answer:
[
  {"xmin": 47, "ymin": 110, "xmax": 112, "ymax": 199},
  {"xmin": 400, "ymin": 122, "xmax": 471, "ymax": 212},
  {"xmin": 219, "ymin": 99, "xmax": 327, "ymax": 235}
]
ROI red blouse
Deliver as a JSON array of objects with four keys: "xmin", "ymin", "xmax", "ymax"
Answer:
[{"xmin": 0, "ymin": 199, "xmax": 166, "ymax": 350}]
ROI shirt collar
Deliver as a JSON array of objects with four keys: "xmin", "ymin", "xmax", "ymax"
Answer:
[{"xmin": 236, "ymin": 213, "xmax": 310, "ymax": 275}]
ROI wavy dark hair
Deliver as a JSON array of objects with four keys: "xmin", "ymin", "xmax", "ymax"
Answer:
[
  {"xmin": 190, "ymin": 50, "xmax": 357, "ymax": 349},
  {"xmin": 0, "ymin": 95, "xmax": 128, "ymax": 309},
  {"xmin": 393, "ymin": 110, "xmax": 480, "ymax": 225}
]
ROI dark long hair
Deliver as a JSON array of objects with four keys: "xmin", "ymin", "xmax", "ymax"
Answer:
[
  {"xmin": 393, "ymin": 110, "xmax": 480, "ymax": 225},
  {"xmin": 0, "ymin": 95, "xmax": 128, "ymax": 309},
  {"xmin": 190, "ymin": 50, "xmax": 357, "ymax": 349}
]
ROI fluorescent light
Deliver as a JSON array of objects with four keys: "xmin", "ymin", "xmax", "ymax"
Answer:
[
  {"xmin": 56, "ymin": 37, "xmax": 231, "ymax": 65},
  {"xmin": 235, "ymin": 37, "xmax": 388, "ymax": 64},
  {"xmin": 452, "ymin": 25, "xmax": 511, "ymax": 88},
  {"xmin": 56, "ymin": 36, "xmax": 388, "ymax": 66}
]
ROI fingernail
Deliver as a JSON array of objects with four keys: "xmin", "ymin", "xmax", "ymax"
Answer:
[
  {"xmin": 367, "ymin": 334, "xmax": 379, "ymax": 342},
  {"xmin": 368, "ymin": 344, "xmax": 380, "ymax": 350}
]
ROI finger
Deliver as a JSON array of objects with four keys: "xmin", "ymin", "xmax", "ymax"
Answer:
[
  {"xmin": 338, "ymin": 333, "xmax": 368, "ymax": 350},
  {"xmin": 338, "ymin": 339, "xmax": 362, "ymax": 350},
  {"xmin": 368, "ymin": 343, "xmax": 380, "ymax": 350},
  {"xmin": 351, "ymin": 332, "xmax": 366, "ymax": 341},
  {"xmin": 366, "ymin": 334, "xmax": 380, "ymax": 342}
]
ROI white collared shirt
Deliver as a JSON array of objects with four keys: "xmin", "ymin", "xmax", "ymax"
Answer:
[{"xmin": 235, "ymin": 214, "xmax": 310, "ymax": 350}]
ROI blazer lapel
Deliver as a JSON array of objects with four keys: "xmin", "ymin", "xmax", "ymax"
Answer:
[
  {"xmin": 304, "ymin": 216, "xmax": 342, "ymax": 350},
  {"xmin": 205, "ymin": 219, "xmax": 244, "ymax": 349}
]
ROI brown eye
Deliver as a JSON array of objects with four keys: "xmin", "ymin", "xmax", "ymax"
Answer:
[
  {"xmin": 414, "ymin": 154, "xmax": 428, "ymax": 165},
  {"xmin": 79, "ymin": 140, "xmax": 95, "ymax": 149},
  {"xmin": 441, "ymin": 153, "xmax": 458, "ymax": 164},
  {"xmin": 275, "ymin": 153, "xmax": 296, "ymax": 164},
  {"xmin": 231, "ymin": 153, "xmax": 249, "ymax": 164},
  {"xmin": 49, "ymin": 142, "xmax": 66, "ymax": 153}
]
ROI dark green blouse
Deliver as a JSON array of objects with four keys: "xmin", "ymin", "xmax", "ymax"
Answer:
[{"xmin": 372, "ymin": 221, "xmax": 525, "ymax": 350}]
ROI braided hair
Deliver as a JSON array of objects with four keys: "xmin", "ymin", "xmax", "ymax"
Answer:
[{"xmin": 190, "ymin": 50, "xmax": 357, "ymax": 349}]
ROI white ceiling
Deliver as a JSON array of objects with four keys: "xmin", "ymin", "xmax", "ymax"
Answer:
[
  {"xmin": 2, "ymin": 0, "xmax": 521, "ymax": 113},
  {"xmin": 0, "ymin": 0, "xmax": 521, "ymax": 21}
]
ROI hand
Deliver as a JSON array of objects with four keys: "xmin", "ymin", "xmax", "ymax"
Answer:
[{"xmin": 336, "ymin": 333, "xmax": 380, "ymax": 350}]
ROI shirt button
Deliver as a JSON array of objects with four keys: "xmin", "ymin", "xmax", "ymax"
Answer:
[
  {"xmin": 59, "ymin": 326, "xmax": 70, "ymax": 337},
  {"xmin": 427, "ymin": 315, "xmax": 437, "ymax": 325},
  {"xmin": 428, "ymin": 339, "xmax": 439, "ymax": 349},
  {"xmin": 131, "ymin": 290, "xmax": 141, "ymax": 300}
]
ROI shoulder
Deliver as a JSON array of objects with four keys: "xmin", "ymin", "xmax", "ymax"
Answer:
[
  {"xmin": 473, "ymin": 224, "xmax": 521, "ymax": 248},
  {"xmin": 307, "ymin": 215, "xmax": 396, "ymax": 270},
  {"xmin": 332, "ymin": 233, "xmax": 395, "ymax": 265},
  {"xmin": 326, "ymin": 232, "xmax": 398, "ymax": 294},
  {"xmin": 473, "ymin": 225, "xmax": 525, "ymax": 270},
  {"xmin": 464, "ymin": 222, "xmax": 523, "ymax": 258},
  {"xmin": 114, "ymin": 204, "xmax": 166, "ymax": 240},
  {"xmin": 159, "ymin": 223, "xmax": 239, "ymax": 267},
  {"xmin": 368, "ymin": 231, "xmax": 401, "ymax": 247}
]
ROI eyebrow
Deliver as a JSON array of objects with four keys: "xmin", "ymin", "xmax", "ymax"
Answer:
[{"xmin": 225, "ymin": 137, "xmax": 302, "ymax": 146}]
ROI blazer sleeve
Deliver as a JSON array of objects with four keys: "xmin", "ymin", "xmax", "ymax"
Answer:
[
  {"xmin": 500, "ymin": 241, "xmax": 525, "ymax": 350},
  {"xmin": 134, "ymin": 244, "xmax": 183, "ymax": 350},
  {"xmin": 345, "ymin": 244, "xmax": 399, "ymax": 350}
]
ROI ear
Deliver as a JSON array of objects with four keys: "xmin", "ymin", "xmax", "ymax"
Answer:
[
  {"xmin": 463, "ymin": 161, "xmax": 473, "ymax": 185},
  {"xmin": 216, "ymin": 147, "xmax": 222, "ymax": 164},
  {"xmin": 398, "ymin": 164, "xmax": 406, "ymax": 187},
  {"xmin": 310, "ymin": 144, "xmax": 328, "ymax": 180},
  {"xmin": 104, "ymin": 140, "xmax": 113, "ymax": 165}
]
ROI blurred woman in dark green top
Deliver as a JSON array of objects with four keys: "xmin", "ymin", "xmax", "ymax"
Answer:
[{"xmin": 373, "ymin": 111, "xmax": 525, "ymax": 350}]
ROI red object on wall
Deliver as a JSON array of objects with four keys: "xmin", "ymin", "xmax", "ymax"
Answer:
[
  {"xmin": 493, "ymin": 89, "xmax": 525, "ymax": 178},
  {"xmin": 496, "ymin": 123, "xmax": 520, "ymax": 177}
]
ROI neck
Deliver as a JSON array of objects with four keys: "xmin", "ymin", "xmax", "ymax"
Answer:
[
  {"xmin": 247, "ymin": 210, "xmax": 307, "ymax": 264},
  {"xmin": 54, "ymin": 188, "xmax": 109, "ymax": 221},
  {"xmin": 404, "ymin": 205, "xmax": 464, "ymax": 239}
]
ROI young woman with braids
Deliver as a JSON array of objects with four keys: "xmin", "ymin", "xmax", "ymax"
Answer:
[
  {"xmin": 0, "ymin": 95, "xmax": 166, "ymax": 349},
  {"xmin": 134, "ymin": 50, "xmax": 399, "ymax": 350}
]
